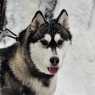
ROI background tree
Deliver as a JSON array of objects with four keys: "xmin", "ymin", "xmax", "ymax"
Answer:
[
  {"xmin": 0, "ymin": 0, "xmax": 7, "ymax": 42},
  {"xmin": 0, "ymin": 0, "xmax": 7, "ymax": 30}
]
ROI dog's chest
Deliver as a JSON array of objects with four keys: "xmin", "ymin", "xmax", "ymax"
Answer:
[{"xmin": 28, "ymin": 76, "xmax": 57, "ymax": 95}]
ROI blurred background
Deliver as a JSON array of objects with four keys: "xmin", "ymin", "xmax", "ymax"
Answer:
[{"xmin": 0, "ymin": 0, "xmax": 95, "ymax": 95}]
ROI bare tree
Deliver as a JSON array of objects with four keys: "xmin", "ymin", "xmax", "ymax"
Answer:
[
  {"xmin": 0, "ymin": 0, "xmax": 7, "ymax": 30},
  {"xmin": 0, "ymin": 0, "xmax": 7, "ymax": 42}
]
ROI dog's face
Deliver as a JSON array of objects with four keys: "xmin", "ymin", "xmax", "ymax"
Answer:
[{"xmin": 19, "ymin": 9, "xmax": 72, "ymax": 75}]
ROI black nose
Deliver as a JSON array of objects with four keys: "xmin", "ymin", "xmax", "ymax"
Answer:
[{"xmin": 50, "ymin": 57, "xmax": 59, "ymax": 66}]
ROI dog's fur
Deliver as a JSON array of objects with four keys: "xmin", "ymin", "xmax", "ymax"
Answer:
[{"xmin": 0, "ymin": 9, "xmax": 72, "ymax": 95}]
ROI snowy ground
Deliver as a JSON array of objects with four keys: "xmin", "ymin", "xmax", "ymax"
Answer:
[{"xmin": 0, "ymin": 0, "xmax": 95, "ymax": 95}]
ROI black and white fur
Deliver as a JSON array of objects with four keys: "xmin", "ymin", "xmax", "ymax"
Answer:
[{"xmin": 0, "ymin": 9, "xmax": 72, "ymax": 95}]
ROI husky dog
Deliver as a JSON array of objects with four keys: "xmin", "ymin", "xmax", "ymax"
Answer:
[{"xmin": 0, "ymin": 9, "xmax": 72, "ymax": 95}]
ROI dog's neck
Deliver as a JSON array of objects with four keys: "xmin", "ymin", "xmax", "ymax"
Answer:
[{"xmin": 8, "ymin": 46, "xmax": 57, "ymax": 95}]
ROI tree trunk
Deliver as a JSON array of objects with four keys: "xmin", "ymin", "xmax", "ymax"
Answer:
[{"xmin": 0, "ymin": 0, "xmax": 7, "ymax": 31}]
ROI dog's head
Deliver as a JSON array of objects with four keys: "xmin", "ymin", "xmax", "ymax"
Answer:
[{"xmin": 18, "ymin": 9, "xmax": 72, "ymax": 75}]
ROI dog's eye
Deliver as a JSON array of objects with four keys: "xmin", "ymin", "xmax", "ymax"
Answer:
[
  {"xmin": 57, "ymin": 40, "xmax": 64, "ymax": 47},
  {"xmin": 40, "ymin": 40, "xmax": 49, "ymax": 46}
]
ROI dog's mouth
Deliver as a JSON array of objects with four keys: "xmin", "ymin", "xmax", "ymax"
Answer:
[{"xmin": 48, "ymin": 66, "xmax": 59, "ymax": 75}]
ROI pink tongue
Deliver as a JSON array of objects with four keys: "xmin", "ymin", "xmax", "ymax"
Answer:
[{"xmin": 48, "ymin": 67, "xmax": 58, "ymax": 74}]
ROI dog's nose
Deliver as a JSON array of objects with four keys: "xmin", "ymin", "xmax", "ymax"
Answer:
[{"xmin": 50, "ymin": 57, "xmax": 59, "ymax": 66}]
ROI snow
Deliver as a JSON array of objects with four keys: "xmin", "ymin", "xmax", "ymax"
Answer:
[
  {"xmin": 0, "ymin": 0, "xmax": 95, "ymax": 95},
  {"xmin": 54, "ymin": 0, "xmax": 95, "ymax": 95}
]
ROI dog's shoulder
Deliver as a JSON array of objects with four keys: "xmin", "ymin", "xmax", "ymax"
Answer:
[
  {"xmin": 0, "ymin": 44, "xmax": 17, "ymax": 60},
  {"xmin": 0, "ymin": 44, "xmax": 18, "ymax": 89}
]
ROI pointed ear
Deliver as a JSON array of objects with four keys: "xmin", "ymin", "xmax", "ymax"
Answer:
[
  {"xmin": 31, "ymin": 11, "xmax": 46, "ymax": 31},
  {"xmin": 56, "ymin": 9, "xmax": 69, "ymax": 29}
]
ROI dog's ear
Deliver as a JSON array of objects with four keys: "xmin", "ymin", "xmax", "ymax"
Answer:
[
  {"xmin": 56, "ymin": 9, "xmax": 69, "ymax": 29},
  {"xmin": 31, "ymin": 11, "xmax": 46, "ymax": 31}
]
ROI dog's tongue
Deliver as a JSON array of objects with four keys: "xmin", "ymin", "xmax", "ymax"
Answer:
[{"xmin": 48, "ymin": 67, "xmax": 58, "ymax": 75}]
